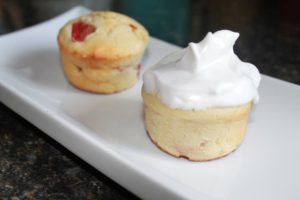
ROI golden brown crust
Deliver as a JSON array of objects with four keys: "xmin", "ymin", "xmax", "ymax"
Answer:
[
  {"xmin": 57, "ymin": 11, "xmax": 149, "ymax": 93},
  {"xmin": 61, "ymin": 51, "xmax": 140, "ymax": 93},
  {"xmin": 147, "ymin": 131, "xmax": 239, "ymax": 162},
  {"xmin": 57, "ymin": 11, "xmax": 149, "ymax": 60},
  {"xmin": 142, "ymin": 88, "xmax": 252, "ymax": 161}
]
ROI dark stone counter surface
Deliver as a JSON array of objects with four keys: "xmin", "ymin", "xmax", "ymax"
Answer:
[
  {"xmin": 0, "ymin": 0, "xmax": 299, "ymax": 199},
  {"xmin": 0, "ymin": 104, "xmax": 138, "ymax": 200}
]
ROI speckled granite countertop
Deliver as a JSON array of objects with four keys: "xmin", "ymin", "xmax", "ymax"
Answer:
[
  {"xmin": 0, "ymin": 104, "xmax": 139, "ymax": 200},
  {"xmin": 0, "ymin": 0, "xmax": 299, "ymax": 199}
]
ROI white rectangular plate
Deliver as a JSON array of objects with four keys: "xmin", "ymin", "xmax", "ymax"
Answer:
[{"xmin": 1, "ymin": 6, "xmax": 300, "ymax": 200}]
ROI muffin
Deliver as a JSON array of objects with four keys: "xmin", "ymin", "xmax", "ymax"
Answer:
[
  {"xmin": 57, "ymin": 11, "xmax": 149, "ymax": 93},
  {"xmin": 142, "ymin": 30, "xmax": 260, "ymax": 161}
]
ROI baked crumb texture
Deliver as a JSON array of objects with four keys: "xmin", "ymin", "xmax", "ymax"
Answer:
[
  {"xmin": 142, "ymin": 88, "xmax": 252, "ymax": 161},
  {"xmin": 57, "ymin": 11, "xmax": 149, "ymax": 93}
]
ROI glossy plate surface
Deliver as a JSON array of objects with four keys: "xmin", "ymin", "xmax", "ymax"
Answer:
[{"xmin": 1, "ymin": 6, "xmax": 300, "ymax": 200}]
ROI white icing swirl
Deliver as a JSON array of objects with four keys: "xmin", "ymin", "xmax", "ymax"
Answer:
[{"xmin": 143, "ymin": 30, "xmax": 261, "ymax": 110}]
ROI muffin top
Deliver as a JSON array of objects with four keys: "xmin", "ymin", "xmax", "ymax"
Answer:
[{"xmin": 57, "ymin": 11, "xmax": 149, "ymax": 60}]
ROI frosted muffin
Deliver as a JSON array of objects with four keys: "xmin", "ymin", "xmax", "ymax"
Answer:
[
  {"xmin": 142, "ymin": 30, "xmax": 260, "ymax": 161},
  {"xmin": 57, "ymin": 11, "xmax": 149, "ymax": 93}
]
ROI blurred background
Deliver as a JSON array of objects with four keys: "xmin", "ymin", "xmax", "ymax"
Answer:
[{"xmin": 0, "ymin": 0, "xmax": 299, "ymax": 84}]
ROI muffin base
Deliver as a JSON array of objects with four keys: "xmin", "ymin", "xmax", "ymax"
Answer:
[
  {"xmin": 142, "ymin": 89, "xmax": 252, "ymax": 161},
  {"xmin": 59, "ymin": 48, "xmax": 143, "ymax": 94}
]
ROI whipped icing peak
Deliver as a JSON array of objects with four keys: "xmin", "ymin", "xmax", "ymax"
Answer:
[
  {"xmin": 143, "ymin": 30, "xmax": 261, "ymax": 110},
  {"xmin": 178, "ymin": 31, "xmax": 239, "ymax": 72}
]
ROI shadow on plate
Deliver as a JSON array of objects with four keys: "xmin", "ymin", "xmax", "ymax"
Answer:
[{"xmin": 60, "ymin": 92, "xmax": 164, "ymax": 158}]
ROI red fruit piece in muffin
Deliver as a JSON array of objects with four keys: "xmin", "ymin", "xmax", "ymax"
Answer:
[{"xmin": 72, "ymin": 22, "xmax": 96, "ymax": 42}]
